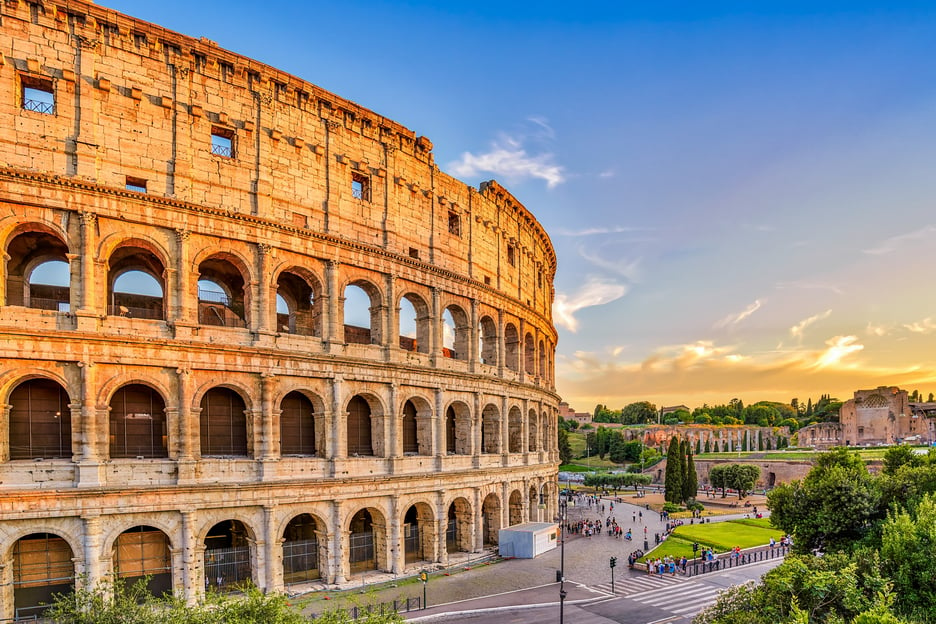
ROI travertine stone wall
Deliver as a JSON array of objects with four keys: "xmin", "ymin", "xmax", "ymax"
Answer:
[{"xmin": 0, "ymin": 0, "xmax": 560, "ymax": 615}]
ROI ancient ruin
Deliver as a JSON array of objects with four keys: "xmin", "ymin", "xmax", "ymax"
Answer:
[{"xmin": 0, "ymin": 1, "xmax": 559, "ymax": 617}]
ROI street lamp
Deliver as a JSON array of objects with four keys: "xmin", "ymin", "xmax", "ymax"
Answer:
[{"xmin": 559, "ymin": 496, "xmax": 571, "ymax": 624}]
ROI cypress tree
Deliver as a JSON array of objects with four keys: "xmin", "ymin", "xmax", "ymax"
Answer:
[
  {"xmin": 684, "ymin": 446, "xmax": 698, "ymax": 502},
  {"xmin": 680, "ymin": 439, "xmax": 689, "ymax": 502},
  {"xmin": 704, "ymin": 439, "xmax": 711, "ymax": 453},
  {"xmin": 664, "ymin": 435, "xmax": 683, "ymax": 504}
]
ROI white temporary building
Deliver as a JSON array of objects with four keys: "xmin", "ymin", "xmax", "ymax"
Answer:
[{"xmin": 497, "ymin": 522, "xmax": 559, "ymax": 558}]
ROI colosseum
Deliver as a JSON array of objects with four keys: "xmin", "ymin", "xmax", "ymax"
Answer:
[{"xmin": 0, "ymin": 1, "xmax": 560, "ymax": 617}]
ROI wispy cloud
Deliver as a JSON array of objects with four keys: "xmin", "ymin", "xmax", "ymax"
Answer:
[
  {"xmin": 776, "ymin": 280, "xmax": 845, "ymax": 295},
  {"xmin": 714, "ymin": 299, "xmax": 764, "ymax": 329},
  {"xmin": 448, "ymin": 118, "xmax": 565, "ymax": 188},
  {"xmin": 790, "ymin": 309, "xmax": 832, "ymax": 338},
  {"xmin": 814, "ymin": 335, "xmax": 863, "ymax": 368},
  {"xmin": 553, "ymin": 277, "xmax": 628, "ymax": 332},
  {"xmin": 577, "ymin": 247, "xmax": 641, "ymax": 280},
  {"xmin": 905, "ymin": 318, "xmax": 936, "ymax": 334},
  {"xmin": 866, "ymin": 322, "xmax": 890, "ymax": 337},
  {"xmin": 554, "ymin": 225, "xmax": 649, "ymax": 237},
  {"xmin": 863, "ymin": 225, "xmax": 936, "ymax": 256}
]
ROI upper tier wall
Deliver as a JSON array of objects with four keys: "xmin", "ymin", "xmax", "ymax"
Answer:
[{"xmin": 0, "ymin": 0, "xmax": 556, "ymax": 321}]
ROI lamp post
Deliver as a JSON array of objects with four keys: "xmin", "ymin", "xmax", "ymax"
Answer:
[{"xmin": 559, "ymin": 496, "xmax": 570, "ymax": 624}]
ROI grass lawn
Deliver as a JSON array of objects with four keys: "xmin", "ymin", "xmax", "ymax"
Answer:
[{"xmin": 637, "ymin": 518, "xmax": 783, "ymax": 563}]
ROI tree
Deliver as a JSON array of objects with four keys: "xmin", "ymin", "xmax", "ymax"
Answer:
[
  {"xmin": 879, "ymin": 493, "xmax": 936, "ymax": 620},
  {"xmin": 664, "ymin": 435, "xmax": 683, "ymax": 504},
  {"xmin": 558, "ymin": 428, "xmax": 573, "ymax": 465},
  {"xmin": 683, "ymin": 444, "xmax": 698, "ymax": 502},
  {"xmin": 608, "ymin": 430, "xmax": 628, "ymax": 463},
  {"xmin": 929, "ymin": 392, "xmax": 935, "ymax": 402},
  {"xmin": 620, "ymin": 401, "xmax": 657, "ymax": 425},
  {"xmin": 768, "ymin": 448, "xmax": 882, "ymax": 554}
]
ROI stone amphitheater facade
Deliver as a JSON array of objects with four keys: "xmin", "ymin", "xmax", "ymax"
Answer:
[{"xmin": 0, "ymin": 1, "xmax": 559, "ymax": 616}]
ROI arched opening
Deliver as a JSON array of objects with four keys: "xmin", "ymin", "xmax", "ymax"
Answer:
[
  {"xmin": 197, "ymin": 257, "xmax": 247, "ymax": 328},
  {"xmin": 204, "ymin": 520, "xmax": 252, "ymax": 592},
  {"xmin": 280, "ymin": 391, "xmax": 317, "ymax": 456},
  {"xmin": 402, "ymin": 400, "xmax": 418, "ymax": 455},
  {"xmin": 528, "ymin": 486, "xmax": 539, "ymax": 522},
  {"xmin": 446, "ymin": 498, "xmax": 473, "ymax": 554},
  {"xmin": 12, "ymin": 533, "xmax": 74, "ymax": 620},
  {"xmin": 5, "ymin": 229, "xmax": 70, "ymax": 310},
  {"xmin": 524, "ymin": 332, "xmax": 535, "ymax": 375},
  {"xmin": 508, "ymin": 406, "xmax": 523, "ymax": 454},
  {"xmin": 504, "ymin": 323, "xmax": 519, "ymax": 371},
  {"xmin": 478, "ymin": 316, "xmax": 497, "ymax": 366},
  {"xmin": 275, "ymin": 271, "xmax": 321, "ymax": 336},
  {"xmin": 445, "ymin": 406, "xmax": 457, "ymax": 454},
  {"xmin": 107, "ymin": 245, "xmax": 165, "ymax": 320},
  {"xmin": 199, "ymin": 387, "xmax": 248, "ymax": 457},
  {"xmin": 113, "ymin": 526, "xmax": 172, "ymax": 597},
  {"xmin": 441, "ymin": 305, "xmax": 469, "ymax": 360},
  {"xmin": 509, "ymin": 490, "xmax": 523, "ymax": 526},
  {"xmin": 347, "ymin": 395, "xmax": 373, "ymax": 456},
  {"xmin": 348, "ymin": 509, "xmax": 376, "ymax": 573},
  {"xmin": 398, "ymin": 293, "xmax": 429, "ymax": 353},
  {"xmin": 541, "ymin": 411, "xmax": 551, "ymax": 452},
  {"xmin": 9, "ymin": 378, "xmax": 71, "ymax": 460},
  {"xmin": 343, "ymin": 282, "xmax": 381, "ymax": 345},
  {"xmin": 481, "ymin": 494, "xmax": 501, "ymax": 546},
  {"xmin": 481, "ymin": 404, "xmax": 500, "ymax": 454},
  {"xmin": 109, "ymin": 384, "xmax": 168, "ymax": 458},
  {"xmin": 528, "ymin": 409, "xmax": 539, "ymax": 452},
  {"xmin": 538, "ymin": 340, "xmax": 547, "ymax": 380},
  {"xmin": 283, "ymin": 514, "xmax": 320, "ymax": 584},
  {"xmin": 403, "ymin": 506, "xmax": 423, "ymax": 564}
]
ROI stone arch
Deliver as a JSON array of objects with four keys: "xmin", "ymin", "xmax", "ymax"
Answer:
[
  {"xmin": 198, "ymin": 386, "xmax": 250, "ymax": 458},
  {"xmin": 504, "ymin": 323, "xmax": 519, "ymax": 371},
  {"xmin": 541, "ymin": 410, "xmax": 551, "ymax": 452},
  {"xmin": 402, "ymin": 501, "xmax": 435, "ymax": 567},
  {"xmin": 279, "ymin": 390, "xmax": 321, "ymax": 457},
  {"xmin": 112, "ymin": 525, "xmax": 172, "ymax": 597},
  {"xmin": 508, "ymin": 405, "xmax": 523, "ymax": 453},
  {"xmin": 400, "ymin": 394, "xmax": 433, "ymax": 456},
  {"xmin": 524, "ymin": 332, "xmax": 535, "ymax": 375},
  {"xmin": 441, "ymin": 303, "xmax": 470, "ymax": 360},
  {"xmin": 346, "ymin": 394, "xmax": 375, "ymax": 457},
  {"xmin": 8, "ymin": 377, "xmax": 72, "ymax": 460},
  {"xmin": 342, "ymin": 278, "xmax": 384, "ymax": 345},
  {"xmin": 478, "ymin": 314, "xmax": 498, "ymax": 366},
  {"xmin": 481, "ymin": 493, "xmax": 501, "ymax": 546},
  {"xmin": 508, "ymin": 489, "xmax": 524, "ymax": 526},
  {"xmin": 481, "ymin": 403, "xmax": 501, "ymax": 454},
  {"xmin": 445, "ymin": 400, "xmax": 472, "ymax": 455},
  {"xmin": 528, "ymin": 485, "xmax": 539, "ymax": 522},
  {"xmin": 273, "ymin": 265, "xmax": 324, "ymax": 337},
  {"xmin": 9, "ymin": 532, "xmax": 75, "ymax": 619},
  {"xmin": 398, "ymin": 290, "xmax": 430, "ymax": 353},
  {"xmin": 4, "ymin": 225, "xmax": 71, "ymax": 310},
  {"xmin": 346, "ymin": 507, "xmax": 388, "ymax": 575},
  {"xmin": 538, "ymin": 339, "xmax": 546, "ymax": 379},
  {"xmin": 196, "ymin": 252, "xmax": 252, "ymax": 328},
  {"xmin": 446, "ymin": 497, "xmax": 473, "ymax": 554},
  {"xmin": 101, "ymin": 235, "xmax": 169, "ymax": 321},
  {"xmin": 282, "ymin": 513, "xmax": 322, "ymax": 584},
  {"xmin": 528, "ymin": 408, "xmax": 539, "ymax": 452},
  {"xmin": 203, "ymin": 519, "xmax": 255, "ymax": 592},
  {"xmin": 107, "ymin": 383, "xmax": 168, "ymax": 459}
]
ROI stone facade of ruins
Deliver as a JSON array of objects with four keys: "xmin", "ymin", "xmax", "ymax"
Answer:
[
  {"xmin": 0, "ymin": 1, "xmax": 560, "ymax": 617},
  {"xmin": 798, "ymin": 387, "xmax": 936, "ymax": 449}
]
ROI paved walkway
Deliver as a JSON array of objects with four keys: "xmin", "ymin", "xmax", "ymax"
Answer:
[{"xmin": 298, "ymin": 493, "xmax": 774, "ymax": 621}]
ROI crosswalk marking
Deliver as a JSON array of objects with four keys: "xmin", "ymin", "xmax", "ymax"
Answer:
[
  {"xmin": 626, "ymin": 580, "xmax": 725, "ymax": 616},
  {"xmin": 588, "ymin": 572, "xmax": 686, "ymax": 597}
]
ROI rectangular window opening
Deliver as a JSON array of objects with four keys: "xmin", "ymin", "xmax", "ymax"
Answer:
[
  {"xmin": 125, "ymin": 176, "xmax": 147, "ymax": 193},
  {"xmin": 21, "ymin": 75, "xmax": 55, "ymax": 115},
  {"xmin": 507, "ymin": 245, "xmax": 516, "ymax": 267},
  {"xmin": 408, "ymin": 247, "xmax": 420, "ymax": 260},
  {"xmin": 484, "ymin": 276, "xmax": 491, "ymax": 286},
  {"xmin": 351, "ymin": 172, "xmax": 370, "ymax": 201},
  {"xmin": 211, "ymin": 126, "xmax": 234, "ymax": 158},
  {"xmin": 448, "ymin": 211, "xmax": 461, "ymax": 237}
]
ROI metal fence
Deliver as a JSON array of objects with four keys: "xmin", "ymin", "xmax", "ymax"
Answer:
[{"xmin": 686, "ymin": 545, "xmax": 788, "ymax": 577}]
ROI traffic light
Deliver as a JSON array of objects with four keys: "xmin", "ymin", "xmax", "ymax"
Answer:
[
  {"xmin": 692, "ymin": 543, "xmax": 699, "ymax": 554},
  {"xmin": 609, "ymin": 556, "xmax": 617, "ymax": 568},
  {"xmin": 419, "ymin": 571, "xmax": 428, "ymax": 582}
]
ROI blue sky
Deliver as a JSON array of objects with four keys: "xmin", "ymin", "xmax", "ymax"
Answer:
[{"xmin": 105, "ymin": 1, "xmax": 936, "ymax": 410}]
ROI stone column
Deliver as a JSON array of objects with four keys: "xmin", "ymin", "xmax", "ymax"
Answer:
[
  {"xmin": 162, "ymin": 267, "xmax": 176, "ymax": 321},
  {"xmin": 500, "ymin": 395, "xmax": 509, "ymax": 459},
  {"xmin": 176, "ymin": 368, "xmax": 196, "ymax": 483},
  {"xmin": 265, "ymin": 506, "xmax": 283, "ymax": 593},
  {"xmin": 323, "ymin": 260, "xmax": 340, "ymax": 349},
  {"xmin": 81, "ymin": 515, "xmax": 104, "ymax": 590},
  {"xmin": 468, "ymin": 298, "xmax": 479, "ymax": 372},
  {"xmin": 522, "ymin": 398, "xmax": 529, "ymax": 457},
  {"xmin": 329, "ymin": 376, "xmax": 344, "ymax": 477},
  {"xmin": 174, "ymin": 229, "xmax": 197, "ymax": 336},
  {"xmin": 180, "ymin": 509, "xmax": 200, "ymax": 604},
  {"xmin": 0, "ymin": 251, "xmax": 7, "ymax": 308},
  {"xmin": 260, "ymin": 373, "xmax": 279, "ymax": 480},
  {"xmin": 331, "ymin": 500, "xmax": 347, "ymax": 584},
  {"xmin": 388, "ymin": 382, "xmax": 401, "ymax": 461},
  {"xmin": 384, "ymin": 273, "xmax": 397, "ymax": 359},
  {"xmin": 436, "ymin": 490, "xmax": 448, "ymax": 565},
  {"xmin": 472, "ymin": 392, "xmax": 483, "ymax": 467},
  {"xmin": 254, "ymin": 243, "xmax": 275, "ymax": 343},
  {"xmin": 0, "ymin": 548, "xmax": 13, "ymax": 622},
  {"xmin": 434, "ymin": 387, "xmax": 445, "ymax": 466},
  {"xmin": 0, "ymin": 405, "xmax": 9, "ymax": 463},
  {"xmin": 473, "ymin": 488, "xmax": 484, "ymax": 551},
  {"xmin": 76, "ymin": 211, "xmax": 97, "ymax": 314},
  {"xmin": 518, "ymin": 318, "xmax": 527, "ymax": 383},
  {"xmin": 496, "ymin": 309, "xmax": 505, "ymax": 375},
  {"xmin": 389, "ymin": 495, "xmax": 404, "ymax": 574},
  {"xmin": 501, "ymin": 481, "xmax": 511, "ymax": 529},
  {"xmin": 430, "ymin": 287, "xmax": 441, "ymax": 366},
  {"xmin": 76, "ymin": 360, "xmax": 104, "ymax": 487}
]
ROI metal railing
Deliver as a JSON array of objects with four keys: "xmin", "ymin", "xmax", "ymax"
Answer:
[
  {"xmin": 686, "ymin": 545, "xmax": 788, "ymax": 577},
  {"xmin": 23, "ymin": 98, "xmax": 54, "ymax": 115}
]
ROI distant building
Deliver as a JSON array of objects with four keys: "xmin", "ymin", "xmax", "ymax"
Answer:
[
  {"xmin": 559, "ymin": 402, "xmax": 592, "ymax": 426},
  {"xmin": 660, "ymin": 405, "xmax": 690, "ymax": 417},
  {"xmin": 799, "ymin": 387, "xmax": 936, "ymax": 448}
]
